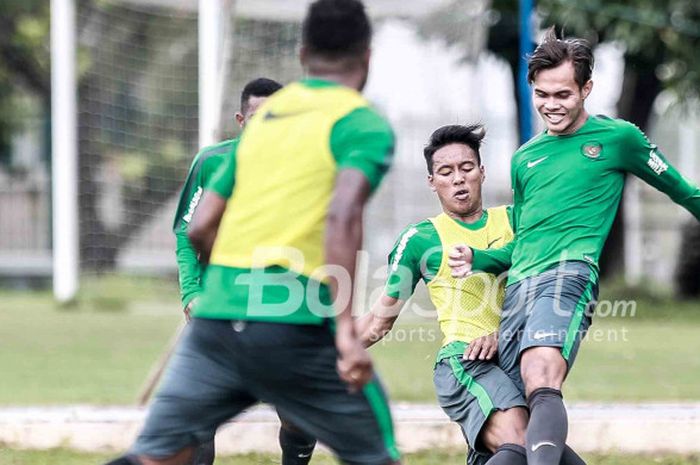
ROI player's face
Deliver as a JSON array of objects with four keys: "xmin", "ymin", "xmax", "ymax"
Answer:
[
  {"xmin": 428, "ymin": 143, "xmax": 484, "ymax": 218},
  {"xmin": 532, "ymin": 60, "xmax": 592, "ymax": 136},
  {"xmin": 235, "ymin": 95, "xmax": 268, "ymax": 128}
]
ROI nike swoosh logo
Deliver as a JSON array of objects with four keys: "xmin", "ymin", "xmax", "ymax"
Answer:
[
  {"xmin": 527, "ymin": 156, "xmax": 548, "ymax": 168},
  {"xmin": 531, "ymin": 441, "xmax": 557, "ymax": 452},
  {"xmin": 487, "ymin": 237, "xmax": 502, "ymax": 248},
  {"xmin": 533, "ymin": 331, "xmax": 558, "ymax": 340},
  {"xmin": 297, "ymin": 453, "xmax": 313, "ymax": 458},
  {"xmin": 263, "ymin": 109, "xmax": 310, "ymax": 121}
]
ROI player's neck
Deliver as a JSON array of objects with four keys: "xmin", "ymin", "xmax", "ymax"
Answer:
[
  {"xmin": 306, "ymin": 62, "xmax": 366, "ymax": 91},
  {"xmin": 445, "ymin": 206, "xmax": 484, "ymax": 224}
]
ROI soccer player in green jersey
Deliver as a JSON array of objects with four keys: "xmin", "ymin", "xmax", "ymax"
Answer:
[
  {"xmin": 357, "ymin": 124, "xmax": 585, "ymax": 465},
  {"xmin": 104, "ymin": 1, "xmax": 401, "ymax": 465},
  {"xmin": 174, "ymin": 77, "xmax": 283, "ymax": 320},
  {"xmin": 172, "ymin": 78, "xmax": 318, "ymax": 465},
  {"xmin": 449, "ymin": 28, "xmax": 700, "ymax": 465}
]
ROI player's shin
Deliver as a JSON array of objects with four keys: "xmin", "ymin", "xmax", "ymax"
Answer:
[
  {"xmin": 279, "ymin": 422, "xmax": 317, "ymax": 465},
  {"xmin": 526, "ymin": 387, "xmax": 568, "ymax": 465}
]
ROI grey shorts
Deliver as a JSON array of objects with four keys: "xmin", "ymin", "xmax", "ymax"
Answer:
[
  {"xmin": 498, "ymin": 260, "xmax": 599, "ymax": 394},
  {"xmin": 132, "ymin": 318, "xmax": 400, "ymax": 465},
  {"xmin": 433, "ymin": 341, "xmax": 527, "ymax": 465}
]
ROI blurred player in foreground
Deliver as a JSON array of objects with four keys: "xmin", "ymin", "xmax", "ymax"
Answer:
[
  {"xmin": 449, "ymin": 27, "xmax": 700, "ymax": 465},
  {"xmin": 172, "ymin": 77, "xmax": 318, "ymax": 465},
  {"xmin": 104, "ymin": 0, "xmax": 400, "ymax": 464},
  {"xmin": 357, "ymin": 124, "xmax": 585, "ymax": 465}
]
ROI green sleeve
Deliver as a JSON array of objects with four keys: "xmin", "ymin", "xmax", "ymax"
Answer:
[
  {"xmin": 175, "ymin": 226, "xmax": 202, "ymax": 308},
  {"xmin": 505, "ymin": 205, "xmax": 515, "ymax": 230},
  {"xmin": 206, "ymin": 146, "xmax": 237, "ymax": 198},
  {"xmin": 172, "ymin": 141, "xmax": 234, "ymax": 307},
  {"xmin": 471, "ymin": 166, "xmax": 520, "ymax": 274},
  {"xmin": 385, "ymin": 225, "xmax": 423, "ymax": 300},
  {"xmin": 471, "ymin": 241, "xmax": 514, "ymax": 274},
  {"xmin": 330, "ymin": 106, "xmax": 395, "ymax": 192},
  {"xmin": 618, "ymin": 122, "xmax": 700, "ymax": 220}
]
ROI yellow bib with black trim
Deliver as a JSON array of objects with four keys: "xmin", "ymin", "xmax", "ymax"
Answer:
[
  {"xmin": 209, "ymin": 82, "xmax": 369, "ymax": 279},
  {"xmin": 427, "ymin": 206, "xmax": 514, "ymax": 345}
]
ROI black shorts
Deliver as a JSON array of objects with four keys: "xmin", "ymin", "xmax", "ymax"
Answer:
[{"xmin": 132, "ymin": 318, "xmax": 400, "ymax": 465}]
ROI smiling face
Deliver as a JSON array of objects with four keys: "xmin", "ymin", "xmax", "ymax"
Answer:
[
  {"xmin": 428, "ymin": 143, "xmax": 484, "ymax": 220},
  {"xmin": 532, "ymin": 60, "xmax": 592, "ymax": 136}
]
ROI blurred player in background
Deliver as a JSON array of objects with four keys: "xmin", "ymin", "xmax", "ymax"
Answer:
[
  {"xmin": 172, "ymin": 77, "xmax": 318, "ymax": 465},
  {"xmin": 104, "ymin": 0, "xmax": 400, "ymax": 464},
  {"xmin": 357, "ymin": 124, "xmax": 585, "ymax": 465},
  {"xmin": 449, "ymin": 27, "xmax": 700, "ymax": 465}
]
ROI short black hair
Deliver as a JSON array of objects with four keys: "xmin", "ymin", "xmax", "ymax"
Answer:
[
  {"xmin": 240, "ymin": 77, "xmax": 283, "ymax": 114},
  {"xmin": 527, "ymin": 27, "xmax": 594, "ymax": 88},
  {"xmin": 302, "ymin": 0, "xmax": 371, "ymax": 59},
  {"xmin": 424, "ymin": 124, "xmax": 485, "ymax": 175}
]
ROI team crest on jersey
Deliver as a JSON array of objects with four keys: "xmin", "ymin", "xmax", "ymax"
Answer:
[{"xmin": 581, "ymin": 141, "xmax": 603, "ymax": 159}]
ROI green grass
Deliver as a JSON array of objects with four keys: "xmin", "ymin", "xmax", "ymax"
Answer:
[
  {"xmin": 2, "ymin": 449, "xmax": 700, "ymax": 465},
  {"xmin": 1, "ymin": 277, "xmax": 700, "ymax": 405}
]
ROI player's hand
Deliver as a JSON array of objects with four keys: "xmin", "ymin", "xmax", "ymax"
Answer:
[
  {"xmin": 336, "ymin": 331, "xmax": 374, "ymax": 392},
  {"xmin": 448, "ymin": 244, "xmax": 474, "ymax": 278},
  {"xmin": 463, "ymin": 332, "xmax": 498, "ymax": 361},
  {"xmin": 183, "ymin": 298, "xmax": 198, "ymax": 323}
]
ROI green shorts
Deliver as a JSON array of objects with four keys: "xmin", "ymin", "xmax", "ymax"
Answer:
[
  {"xmin": 498, "ymin": 260, "xmax": 598, "ymax": 394},
  {"xmin": 132, "ymin": 318, "xmax": 400, "ymax": 465},
  {"xmin": 433, "ymin": 341, "xmax": 527, "ymax": 465}
]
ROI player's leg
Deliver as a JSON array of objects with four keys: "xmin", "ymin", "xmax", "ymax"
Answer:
[
  {"xmin": 236, "ymin": 321, "xmax": 400, "ymax": 465},
  {"xmin": 497, "ymin": 279, "xmax": 534, "ymax": 394},
  {"xmin": 189, "ymin": 439, "xmax": 215, "ymax": 465},
  {"xmin": 278, "ymin": 413, "xmax": 317, "ymax": 465},
  {"xmin": 104, "ymin": 319, "xmax": 258, "ymax": 465},
  {"xmin": 433, "ymin": 347, "xmax": 528, "ymax": 465},
  {"xmin": 518, "ymin": 262, "xmax": 598, "ymax": 465}
]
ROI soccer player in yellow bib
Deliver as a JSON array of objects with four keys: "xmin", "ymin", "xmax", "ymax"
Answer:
[
  {"xmin": 357, "ymin": 125, "xmax": 585, "ymax": 465},
  {"xmin": 103, "ymin": 1, "xmax": 401, "ymax": 465}
]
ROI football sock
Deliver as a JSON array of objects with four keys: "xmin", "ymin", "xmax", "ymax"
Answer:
[
  {"xmin": 191, "ymin": 440, "xmax": 216, "ymax": 465},
  {"xmin": 485, "ymin": 443, "xmax": 527, "ymax": 465},
  {"xmin": 279, "ymin": 423, "xmax": 317, "ymax": 465},
  {"xmin": 526, "ymin": 387, "xmax": 568, "ymax": 465}
]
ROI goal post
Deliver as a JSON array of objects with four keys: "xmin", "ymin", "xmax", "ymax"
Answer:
[{"xmin": 51, "ymin": 0, "xmax": 79, "ymax": 304}]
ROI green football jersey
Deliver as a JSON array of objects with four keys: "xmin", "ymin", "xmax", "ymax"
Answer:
[
  {"xmin": 172, "ymin": 138, "xmax": 238, "ymax": 308},
  {"xmin": 472, "ymin": 115, "xmax": 700, "ymax": 285}
]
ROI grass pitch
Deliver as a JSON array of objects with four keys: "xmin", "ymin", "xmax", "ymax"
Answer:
[{"xmin": 1, "ymin": 276, "xmax": 699, "ymax": 405}]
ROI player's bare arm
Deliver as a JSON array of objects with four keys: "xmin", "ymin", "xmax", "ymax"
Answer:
[
  {"xmin": 325, "ymin": 168, "xmax": 373, "ymax": 391},
  {"xmin": 356, "ymin": 293, "xmax": 405, "ymax": 348},
  {"xmin": 187, "ymin": 190, "xmax": 227, "ymax": 264}
]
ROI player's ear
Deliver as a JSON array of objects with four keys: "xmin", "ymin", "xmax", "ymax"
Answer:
[
  {"xmin": 235, "ymin": 112, "xmax": 245, "ymax": 128},
  {"xmin": 480, "ymin": 165, "xmax": 485, "ymax": 184},
  {"xmin": 428, "ymin": 174, "xmax": 436, "ymax": 192},
  {"xmin": 582, "ymin": 80, "xmax": 593, "ymax": 99}
]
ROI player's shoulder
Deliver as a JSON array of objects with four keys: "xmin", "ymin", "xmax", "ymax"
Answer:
[
  {"xmin": 337, "ymin": 105, "xmax": 394, "ymax": 137},
  {"xmin": 588, "ymin": 114, "xmax": 641, "ymax": 135},
  {"xmin": 197, "ymin": 138, "xmax": 238, "ymax": 160},
  {"xmin": 513, "ymin": 131, "xmax": 548, "ymax": 161},
  {"xmin": 392, "ymin": 219, "xmax": 437, "ymax": 248}
]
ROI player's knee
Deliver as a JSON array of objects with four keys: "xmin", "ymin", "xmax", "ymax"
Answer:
[
  {"xmin": 520, "ymin": 347, "xmax": 566, "ymax": 393},
  {"xmin": 480, "ymin": 407, "xmax": 528, "ymax": 452}
]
